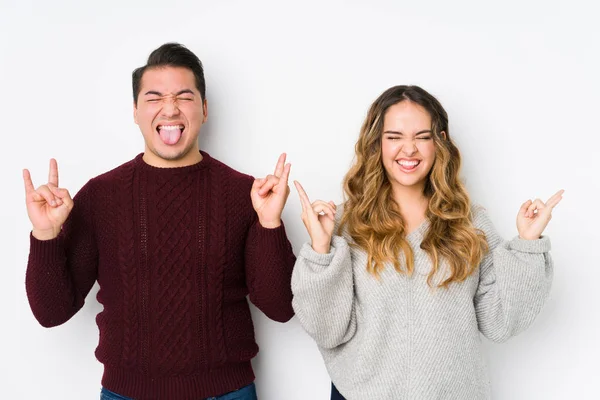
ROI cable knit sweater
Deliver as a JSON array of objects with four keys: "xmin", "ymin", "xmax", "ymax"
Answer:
[
  {"xmin": 291, "ymin": 204, "xmax": 553, "ymax": 399},
  {"xmin": 26, "ymin": 151, "xmax": 295, "ymax": 399}
]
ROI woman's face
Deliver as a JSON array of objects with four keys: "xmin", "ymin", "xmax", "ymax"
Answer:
[{"xmin": 380, "ymin": 101, "xmax": 437, "ymax": 193}]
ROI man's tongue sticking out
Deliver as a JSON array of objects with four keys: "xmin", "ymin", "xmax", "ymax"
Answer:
[{"xmin": 158, "ymin": 125, "xmax": 183, "ymax": 145}]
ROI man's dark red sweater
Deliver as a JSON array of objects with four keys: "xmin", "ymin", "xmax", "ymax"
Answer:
[{"xmin": 25, "ymin": 152, "xmax": 296, "ymax": 399}]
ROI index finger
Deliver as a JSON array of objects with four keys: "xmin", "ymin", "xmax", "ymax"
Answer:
[
  {"xmin": 48, "ymin": 158, "xmax": 59, "ymax": 187},
  {"xmin": 293, "ymin": 180, "xmax": 312, "ymax": 212},
  {"xmin": 274, "ymin": 153, "xmax": 286, "ymax": 178},
  {"xmin": 23, "ymin": 169, "xmax": 35, "ymax": 194},
  {"xmin": 546, "ymin": 189, "xmax": 564, "ymax": 209}
]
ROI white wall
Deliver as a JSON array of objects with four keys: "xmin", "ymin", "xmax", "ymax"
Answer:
[{"xmin": 2, "ymin": 0, "xmax": 598, "ymax": 398}]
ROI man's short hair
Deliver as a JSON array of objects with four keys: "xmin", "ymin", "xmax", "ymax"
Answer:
[{"xmin": 132, "ymin": 43, "xmax": 206, "ymax": 105}]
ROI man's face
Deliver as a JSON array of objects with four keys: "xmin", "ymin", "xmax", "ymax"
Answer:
[{"xmin": 134, "ymin": 66, "xmax": 207, "ymax": 167}]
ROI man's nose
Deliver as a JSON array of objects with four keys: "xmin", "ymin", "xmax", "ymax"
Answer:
[{"xmin": 161, "ymin": 98, "xmax": 181, "ymax": 117}]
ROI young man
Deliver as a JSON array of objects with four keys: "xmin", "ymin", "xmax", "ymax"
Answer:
[{"xmin": 23, "ymin": 43, "xmax": 295, "ymax": 400}]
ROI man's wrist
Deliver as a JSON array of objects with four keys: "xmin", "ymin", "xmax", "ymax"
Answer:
[
  {"xmin": 258, "ymin": 219, "xmax": 282, "ymax": 229},
  {"xmin": 32, "ymin": 228, "xmax": 60, "ymax": 241}
]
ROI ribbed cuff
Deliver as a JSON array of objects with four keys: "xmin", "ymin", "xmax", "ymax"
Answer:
[
  {"xmin": 29, "ymin": 232, "xmax": 65, "ymax": 264},
  {"xmin": 252, "ymin": 220, "xmax": 291, "ymax": 249},
  {"xmin": 299, "ymin": 235, "xmax": 347, "ymax": 266},
  {"xmin": 509, "ymin": 235, "xmax": 551, "ymax": 253}
]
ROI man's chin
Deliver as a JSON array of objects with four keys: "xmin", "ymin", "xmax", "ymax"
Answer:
[
  {"xmin": 153, "ymin": 145, "xmax": 200, "ymax": 162},
  {"xmin": 156, "ymin": 151, "xmax": 186, "ymax": 161}
]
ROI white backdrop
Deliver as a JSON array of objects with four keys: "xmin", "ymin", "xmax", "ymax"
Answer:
[{"xmin": 1, "ymin": 0, "xmax": 599, "ymax": 399}]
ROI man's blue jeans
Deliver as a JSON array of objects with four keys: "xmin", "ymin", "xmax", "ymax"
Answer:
[{"xmin": 100, "ymin": 382, "xmax": 258, "ymax": 400}]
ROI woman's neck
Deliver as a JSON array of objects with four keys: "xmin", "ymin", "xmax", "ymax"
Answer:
[{"xmin": 392, "ymin": 184, "xmax": 429, "ymax": 233}]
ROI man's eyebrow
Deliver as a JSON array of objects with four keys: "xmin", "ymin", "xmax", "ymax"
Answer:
[
  {"xmin": 143, "ymin": 90, "xmax": 195, "ymax": 96},
  {"xmin": 175, "ymin": 89, "xmax": 195, "ymax": 96}
]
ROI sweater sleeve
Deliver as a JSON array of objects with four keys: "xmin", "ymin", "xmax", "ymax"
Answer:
[
  {"xmin": 473, "ymin": 206, "xmax": 553, "ymax": 343},
  {"xmin": 291, "ymin": 235, "xmax": 357, "ymax": 349},
  {"xmin": 244, "ymin": 216, "xmax": 296, "ymax": 323},
  {"xmin": 25, "ymin": 180, "xmax": 99, "ymax": 328}
]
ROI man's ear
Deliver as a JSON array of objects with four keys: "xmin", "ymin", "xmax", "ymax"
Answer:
[
  {"xmin": 202, "ymin": 99, "xmax": 208, "ymax": 124},
  {"xmin": 133, "ymin": 102, "xmax": 139, "ymax": 125}
]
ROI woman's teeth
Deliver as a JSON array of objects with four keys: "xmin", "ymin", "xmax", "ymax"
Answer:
[{"xmin": 397, "ymin": 160, "xmax": 420, "ymax": 168}]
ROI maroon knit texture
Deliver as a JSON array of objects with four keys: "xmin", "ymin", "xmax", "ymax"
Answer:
[{"xmin": 25, "ymin": 151, "xmax": 295, "ymax": 399}]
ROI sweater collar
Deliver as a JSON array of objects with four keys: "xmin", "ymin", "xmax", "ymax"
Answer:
[
  {"xmin": 134, "ymin": 150, "xmax": 213, "ymax": 175},
  {"xmin": 406, "ymin": 219, "xmax": 430, "ymax": 243}
]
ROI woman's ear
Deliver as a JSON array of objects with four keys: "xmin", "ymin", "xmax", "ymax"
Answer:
[{"xmin": 440, "ymin": 130, "xmax": 447, "ymax": 140}]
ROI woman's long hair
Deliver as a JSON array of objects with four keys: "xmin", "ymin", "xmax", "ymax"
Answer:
[{"xmin": 339, "ymin": 85, "xmax": 488, "ymax": 287}]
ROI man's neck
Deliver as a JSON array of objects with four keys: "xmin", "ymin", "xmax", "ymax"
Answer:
[{"xmin": 142, "ymin": 149, "xmax": 203, "ymax": 168}]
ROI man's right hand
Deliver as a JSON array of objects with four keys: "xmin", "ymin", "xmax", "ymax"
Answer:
[{"xmin": 23, "ymin": 159, "xmax": 74, "ymax": 240}]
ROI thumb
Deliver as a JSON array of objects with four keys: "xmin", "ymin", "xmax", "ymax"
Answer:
[{"xmin": 50, "ymin": 186, "xmax": 74, "ymax": 210}]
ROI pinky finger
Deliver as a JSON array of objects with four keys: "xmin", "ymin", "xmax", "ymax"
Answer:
[{"xmin": 546, "ymin": 190, "xmax": 564, "ymax": 209}]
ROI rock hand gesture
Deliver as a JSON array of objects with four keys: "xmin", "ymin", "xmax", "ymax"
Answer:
[
  {"xmin": 23, "ymin": 159, "xmax": 73, "ymax": 241},
  {"xmin": 294, "ymin": 181, "xmax": 337, "ymax": 254},
  {"xmin": 251, "ymin": 153, "xmax": 292, "ymax": 229},
  {"xmin": 517, "ymin": 190, "xmax": 564, "ymax": 240}
]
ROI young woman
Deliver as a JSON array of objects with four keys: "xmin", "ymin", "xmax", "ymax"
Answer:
[{"xmin": 291, "ymin": 85, "xmax": 562, "ymax": 400}]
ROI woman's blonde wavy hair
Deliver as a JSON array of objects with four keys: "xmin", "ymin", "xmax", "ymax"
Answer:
[{"xmin": 339, "ymin": 85, "xmax": 488, "ymax": 287}]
